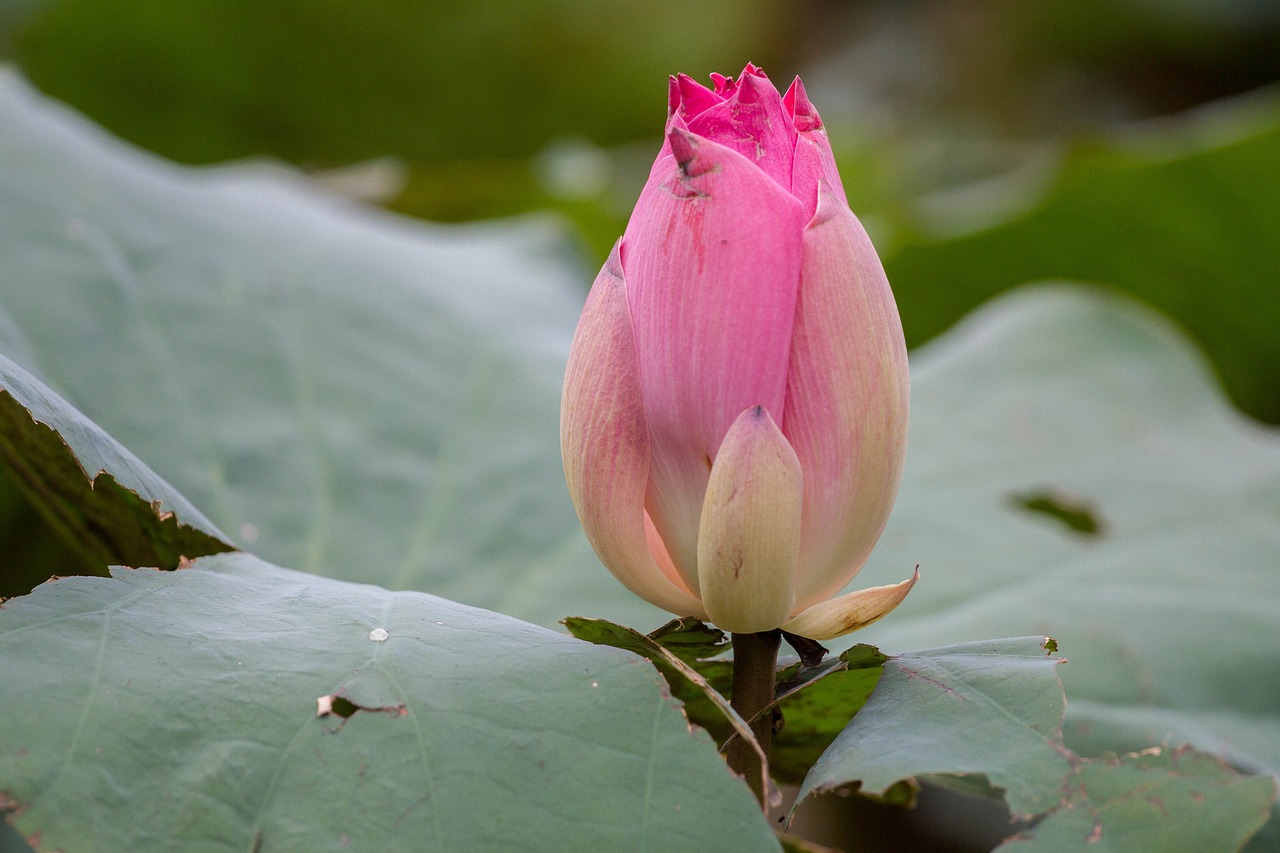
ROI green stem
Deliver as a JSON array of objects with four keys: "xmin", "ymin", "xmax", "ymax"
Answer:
[{"xmin": 726, "ymin": 629, "xmax": 781, "ymax": 806}]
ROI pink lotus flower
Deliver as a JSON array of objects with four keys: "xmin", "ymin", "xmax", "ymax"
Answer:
[{"xmin": 560, "ymin": 65, "xmax": 914, "ymax": 640}]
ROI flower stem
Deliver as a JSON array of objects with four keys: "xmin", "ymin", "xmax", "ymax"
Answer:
[{"xmin": 727, "ymin": 629, "xmax": 781, "ymax": 806}]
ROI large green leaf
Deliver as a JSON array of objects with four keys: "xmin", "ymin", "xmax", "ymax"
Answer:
[
  {"xmin": 0, "ymin": 263, "xmax": 776, "ymax": 850},
  {"xmin": 798, "ymin": 638, "xmax": 1070, "ymax": 819},
  {"xmin": 843, "ymin": 285, "xmax": 1280, "ymax": 843},
  {"xmin": 795, "ymin": 639, "xmax": 1275, "ymax": 851},
  {"xmin": 0, "ymin": 65, "xmax": 642, "ymax": 624},
  {"xmin": 0, "ymin": 552, "xmax": 777, "ymax": 852}
]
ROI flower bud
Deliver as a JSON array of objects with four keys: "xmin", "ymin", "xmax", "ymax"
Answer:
[{"xmin": 561, "ymin": 65, "xmax": 914, "ymax": 639}]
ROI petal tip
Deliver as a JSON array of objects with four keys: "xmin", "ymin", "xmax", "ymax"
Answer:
[
  {"xmin": 785, "ymin": 78, "xmax": 822, "ymax": 132},
  {"xmin": 781, "ymin": 567, "xmax": 919, "ymax": 641},
  {"xmin": 665, "ymin": 127, "xmax": 713, "ymax": 178}
]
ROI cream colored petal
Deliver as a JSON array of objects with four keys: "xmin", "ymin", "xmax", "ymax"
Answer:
[
  {"xmin": 697, "ymin": 406, "xmax": 801, "ymax": 634},
  {"xmin": 780, "ymin": 568, "xmax": 919, "ymax": 641},
  {"xmin": 561, "ymin": 245, "xmax": 706, "ymax": 617}
]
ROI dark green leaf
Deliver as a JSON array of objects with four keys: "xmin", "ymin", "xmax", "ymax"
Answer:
[
  {"xmin": 13, "ymin": 0, "xmax": 790, "ymax": 165},
  {"xmin": 768, "ymin": 646, "xmax": 888, "ymax": 784},
  {"xmin": 775, "ymin": 830, "xmax": 840, "ymax": 853},
  {"xmin": 567, "ymin": 617, "xmax": 887, "ymax": 786},
  {"xmin": 646, "ymin": 616, "xmax": 730, "ymax": 664},
  {"xmin": 0, "ymin": 356, "xmax": 231, "ymax": 596}
]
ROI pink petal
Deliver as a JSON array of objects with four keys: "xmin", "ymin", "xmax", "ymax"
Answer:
[
  {"xmin": 622, "ymin": 128, "xmax": 806, "ymax": 585},
  {"xmin": 698, "ymin": 406, "xmax": 801, "ymax": 633},
  {"xmin": 783, "ymin": 77, "xmax": 845, "ymax": 219},
  {"xmin": 685, "ymin": 70, "xmax": 796, "ymax": 193},
  {"xmin": 782, "ymin": 185, "xmax": 909, "ymax": 611},
  {"xmin": 561, "ymin": 244, "xmax": 707, "ymax": 617},
  {"xmin": 711, "ymin": 63, "xmax": 766, "ymax": 98},
  {"xmin": 673, "ymin": 73, "xmax": 723, "ymax": 123}
]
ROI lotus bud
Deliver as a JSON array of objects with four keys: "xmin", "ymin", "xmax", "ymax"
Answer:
[{"xmin": 561, "ymin": 65, "xmax": 914, "ymax": 639}]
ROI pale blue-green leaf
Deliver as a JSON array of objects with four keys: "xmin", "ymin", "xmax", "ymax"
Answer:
[
  {"xmin": 0, "ymin": 552, "xmax": 777, "ymax": 853},
  {"xmin": 843, "ymin": 285, "xmax": 1280, "ymax": 840},
  {"xmin": 994, "ymin": 746, "xmax": 1276, "ymax": 853},
  {"xmin": 0, "ymin": 66, "xmax": 660, "ymax": 626},
  {"xmin": 796, "ymin": 638, "xmax": 1068, "ymax": 818}
]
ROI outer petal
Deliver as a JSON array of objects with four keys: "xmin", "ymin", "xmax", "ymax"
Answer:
[
  {"xmin": 781, "ymin": 568, "xmax": 918, "ymax": 641},
  {"xmin": 783, "ymin": 77, "xmax": 845, "ymax": 218},
  {"xmin": 623, "ymin": 129, "xmax": 806, "ymax": 586},
  {"xmin": 697, "ymin": 406, "xmax": 801, "ymax": 634},
  {"xmin": 782, "ymin": 185, "xmax": 910, "ymax": 611},
  {"xmin": 561, "ymin": 244, "xmax": 706, "ymax": 617}
]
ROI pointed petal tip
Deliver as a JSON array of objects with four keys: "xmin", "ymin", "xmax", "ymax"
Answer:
[
  {"xmin": 603, "ymin": 237, "xmax": 623, "ymax": 279},
  {"xmin": 807, "ymin": 179, "xmax": 849, "ymax": 226},
  {"xmin": 672, "ymin": 72, "xmax": 721, "ymax": 121},
  {"xmin": 780, "ymin": 567, "xmax": 919, "ymax": 641},
  {"xmin": 666, "ymin": 127, "xmax": 700, "ymax": 173},
  {"xmin": 784, "ymin": 77, "xmax": 822, "ymax": 132},
  {"xmin": 730, "ymin": 67, "xmax": 783, "ymax": 107}
]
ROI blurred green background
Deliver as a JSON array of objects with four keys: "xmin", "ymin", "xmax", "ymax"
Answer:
[{"xmin": 2, "ymin": 0, "xmax": 1278, "ymax": 420}]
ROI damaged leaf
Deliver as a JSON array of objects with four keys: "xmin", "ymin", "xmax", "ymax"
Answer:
[
  {"xmin": 797, "ymin": 638, "xmax": 1070, "ymax": 818},
  {"xmin": 646, "ymin": 616, "xmax": 731, "ymax": 664},
  {"xmin": 561, "ymin": 616, "xmax": 770, "ymax": 798},
  {"xmin": 0, "ymin": 554, "xmax": 777, "ymax": 853},
  {"xmin": 796, "ymin": 639, "xmax": 1277, "ymax": 851},
  {"xmin": 0, "ymin": 358, "xmax": 232, "ymax": 598},
  {"xmin": 996, "ymin": 746, "xmax": 1276, "ymax": 852},
  {"xmin": 566, "ymin": 617, "xmax": 889, "ymax": 785},
  {"xmin": 766, "ymin": 646, "xmax": 888, "ymax": 783}
]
